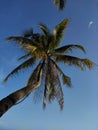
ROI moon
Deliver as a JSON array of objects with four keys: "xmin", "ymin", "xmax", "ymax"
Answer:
[{"xmin": 88, "ymin": 21, "xmax": 94, "ymax": 28}]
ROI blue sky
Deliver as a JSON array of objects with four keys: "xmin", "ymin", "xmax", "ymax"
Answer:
[{"xmin": 0, "ymin": 0, "xmax": 98, "ymax": 130}]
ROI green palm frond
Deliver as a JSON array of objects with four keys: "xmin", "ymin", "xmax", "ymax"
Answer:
[
  {"xmin": 23, "ymin": 44, "xmax": 37, "ymax": 52},
  {"xmin": 55, "ymin": 54, "xmax": 94, "ymax": 70},
  {"xmin": 6, "ymin": 34, "xmax": 40, "ymax": 48},
  {"xmin": 49, "ymin": 59, "xmax": 64, "ymax": 110},
  {"xmin": 81, "ymin": 59, "xmax": 95, "ymax": 69},
  {"xmin": 52, "ymin": 0, "xmax": 66, "ymax": 10},
  {"xmin": 6, "ymin": 36, "xmax": 32, "ymax": 44},
  {"xmin": 55, "ymin": 44, "xmax": 86, "ymax": 54},
  {"xmin": 3, "ymin": 57, "xmax": 36, "ymax": 82},
  {"xmin": 51, "ymin": 59, "xmax": 71, "ymax": 87},
  {"xmin": 38, "ymin": 23, "xmax": 54, "ymax": 51},
  {"xmin": 55, "ymin": 78, "xmax": 64, "ymax": 110},
  {"xmin": 39, "ymin": 23, "xmax": 50, "ymax": 36},
  {"xmin": 17, "ymin": 53, "xmax": 31, "ymax": 61},
  {"xmin": 53, "ymin": 18, "xmax": 69, "ymax": 48},
  {"xmin": 6, "ymin": 36, "xmax": 44, "ymax": 54}
]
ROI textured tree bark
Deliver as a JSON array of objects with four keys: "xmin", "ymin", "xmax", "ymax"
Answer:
[{"xmin": 0, "ymin": 81, "xmax": 41, "ymax": 117}]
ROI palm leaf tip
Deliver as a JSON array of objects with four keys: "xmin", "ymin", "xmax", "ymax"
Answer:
[
  {"xmin": 6, "ymin": 36, "xmax": 22, "ymax": 43},
  {"xmin": 59, "ymin": 97, "xmax": 64, "ymax": 110},
  {"xmin": 3, "ymin": 72, "xmax": 14, "ymax": 83},
  {"xmin": 54, "ymin": 18, "xmax": 69, "ymax": 34},
  {"xmin": 3, "ymin": 77, "xmax": 8, "ymax": 83},
  {"xmin": 38, "ymin": 23, "xmax": 50, "ymax": 35},
  {"xmin": 6, "ymin": 37, "xmax": 13, "ymax": 41},
  {"xmin": 62, "ymin": 75, "xmax": 72, "ymax": 87},
  {"xmin": 43, "ymin": 102, "xmax": 46, "ymax": 109},
  {"xmin": 72, "ymin": 44, "xmax": 86, "ymax": 53},
  {"xmin": 83, "ymin": 59, "xmax": 95, "ymax": 70}
]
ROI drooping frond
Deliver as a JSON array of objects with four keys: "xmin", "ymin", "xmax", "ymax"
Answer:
[
  {"xmin": 51, "ymin": 59, "xmax": 71, "ymax": 87},
  {"xmin": 43, "ymin": 84, "xmax": 47, "ymax": 109},
  {"xmin": 53, "ymin": 18, "xmax": 69, "ymax": 48},
  {"xmin": 48, "ymin": 59, "xmax": 64, "ymax": 110},
  {"xmin": 55, "ymin": 44, "xmax": 86, "ymax": 54},
  {"xmin": 52, "ymin": 0, "xmax": 66, "ymax": 10},
  {"xmin": 3, "ymin": 57, "xmax": 36, "ymax": 82},
  {"xmin": 43, "ymin": 63, "xmax": 49, "ymax": 109},
  {"xmin": 48, "ymin": 86, "xmax": 56, "ymax": 103},
  {"xmin": 42, "ymin": 59, "xmax": 64, "ymax": 110},
  {"xmin": 55, "ymin": 54, "xmax": 95, "ymax": 70}
]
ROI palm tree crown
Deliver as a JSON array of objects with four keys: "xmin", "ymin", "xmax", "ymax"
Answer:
[{"xmin": 4, "ymin": 19, "xmax": 94, "ymax": 110}]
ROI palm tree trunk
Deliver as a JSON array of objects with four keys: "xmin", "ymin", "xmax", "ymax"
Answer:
[{"xmin": 0, "ymin": 81, "xmax": 41, "ymax": 117}]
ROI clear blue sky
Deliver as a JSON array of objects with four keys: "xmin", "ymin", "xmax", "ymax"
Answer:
[{"xmin": 0, "ymin": 0, "xmax": 98, "ymax": 130}]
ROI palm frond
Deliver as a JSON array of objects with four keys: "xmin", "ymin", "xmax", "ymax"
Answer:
[
  {"xmin": 53, "ymin": 0, "xmax": 66, "ymax": 10},
  {"xmin": 6, "ymin": 36, "xmax": 32, "ymax": 44},
  {"xmin": 43, "ymin": 63, "xmax": 49, "ymax": 109},
  {"xmin": 23, "ymin": 44, "xmax": 37, "ymax": 52},
  {"xmin": 49, "ymin": 59, "xmax": 64, "ymax": 110},
  {"xmin": 38, "ymin": 23, "xmax": 54, "ymax": 51},
  {"xmin": 55, "ymin": 54, "xmax": 94, "ymax": 70},
  {"xmin": 6, "ymin": 36, "xmax": 43, "ymax": 55},
  {"xmin": 51, "ymin": 59, "xmax": 71, "ymax": 87},
  {"xmin": 53, "ymin": 18, "xmax": 69, "ymax": 48},
  {"xmin": 43, "ymin": 84, "xmax": 47, "ymax": 109},
  {"xmin": 39, "ymin": 23, "xmax": 50, "ymax": 36},
  {"xmin": 33, "ymin": 86, "xmax": 43, "ymax": 104},
  {"xmin": 42, "ymin": 59, "xmax": 64, "ymax": 109},
  {"xmin": 47, "ymin": 35, "xmax": 54, "ymax": 51},
  {"xmin": 48, "ymin": 85, "xmax": 56, "ymax": 103},
  {"xmin": 81, "ymin": 59, "xmax": 95, "ymax": 69},
  {"xmin": 53, "ymin": 73, "xmax": 64, "ymax": 110},
  {"xmin": 17, "ymin": 53, "xmax": 31, "ymax": 61},
  {"xmin": 55, "ymin": 44, "xmax": 86, "ymax": 54},
  {"xmin": 3, "ymin": 57, "xmax": 36, "ymax": 82}
]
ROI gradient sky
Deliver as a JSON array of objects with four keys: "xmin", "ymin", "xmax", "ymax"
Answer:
[{"xmin": 0, "ymin": 0, "xmax": 98, "ymax": 130}]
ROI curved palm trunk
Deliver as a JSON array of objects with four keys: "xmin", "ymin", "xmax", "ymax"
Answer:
[{"xmin": 0, "ymin": 81, "xmax": 41, "ymax": 117}]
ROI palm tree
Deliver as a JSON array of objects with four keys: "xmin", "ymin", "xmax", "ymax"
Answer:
[
  {"xmin": 0, "ymin": 18, "xmax": 94, "ymax": 117},
  {"xmin": 52, "ymin": 0, "xmax": 66, "ymax": 10}
]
